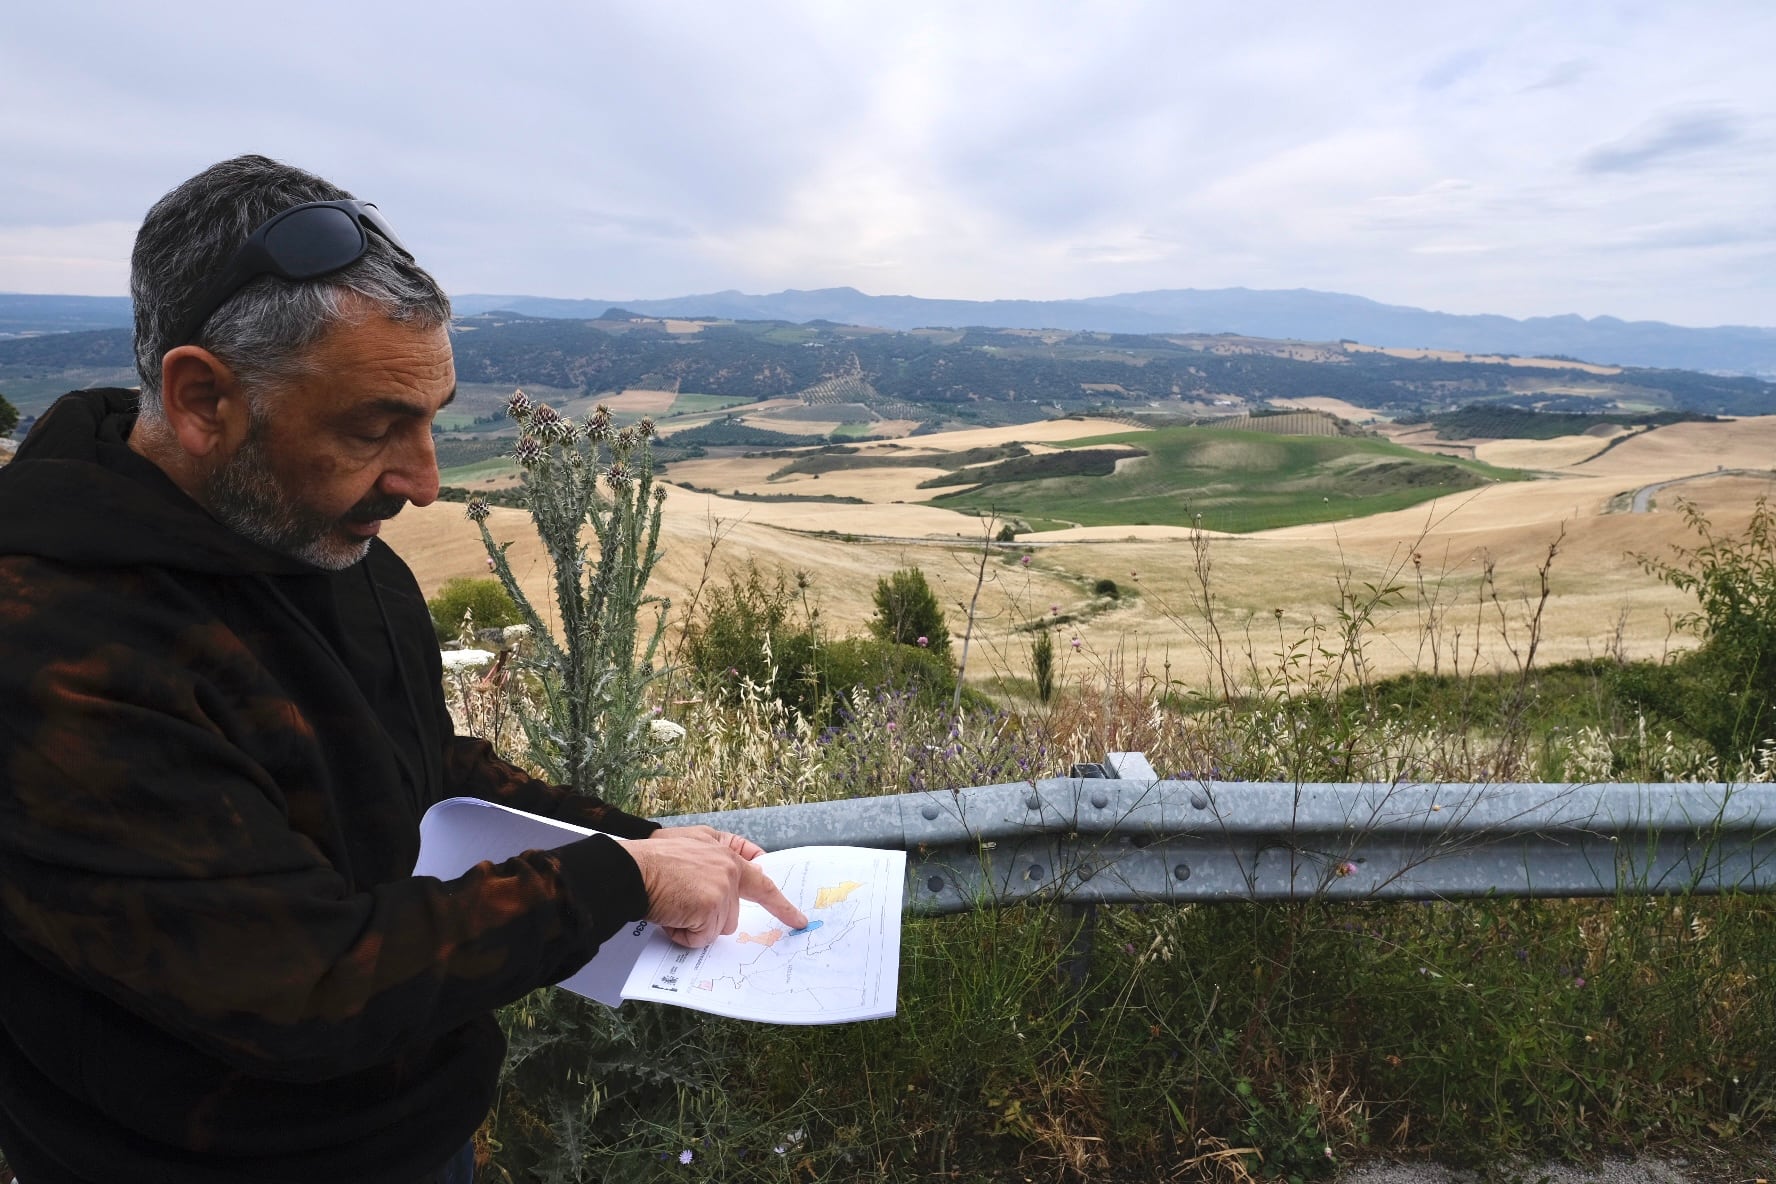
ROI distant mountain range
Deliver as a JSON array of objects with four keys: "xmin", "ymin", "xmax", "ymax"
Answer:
[{"xmin": 7, "ymin": 287, "xmax": 1775, "ymax": 376}]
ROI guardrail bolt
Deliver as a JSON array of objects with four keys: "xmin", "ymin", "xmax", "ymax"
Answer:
[
  {"xmin": 1026, "ymin": 864, "xmax": 1045, "ymax": 882},
  {"xmin": 920, "ymin": 804, "xmax": 939, "ymax": 821},
  {"xmin": 927, "ymin": 875, "xmax": 945, "ymax": 894},
  {"xmin": 1174, "ymin": 863, "xmax": 1192, "ymax": 881},
  {"xmin": 1077, "ymin": 863, "xmax": 1094, "ymax": 880},
  {"xmin": 1091, "ymin": 791, "xmax": 1109, "ymax": 809},
  {"xmin": 1190, "ymin": 792, "xmax": 1209, "ymax": 810},
  {"xmin": 1025, "ymin": 793, "xmax": 1042, "ymax": 812}
]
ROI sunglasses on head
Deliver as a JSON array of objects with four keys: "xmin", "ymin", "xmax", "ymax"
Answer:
[{"xmin": 173, "ymin": 198, "xmax": 414, "ymax": 347}]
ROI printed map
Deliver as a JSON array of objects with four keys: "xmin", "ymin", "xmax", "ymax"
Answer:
[{"xmin": 623, "ymin": 846, "xmax": 906, "ymax": 1024}]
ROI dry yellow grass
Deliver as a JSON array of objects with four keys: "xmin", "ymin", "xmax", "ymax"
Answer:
[
  {"xmin": 1270, "ymin": 396, "xmax": 1389, "ymax": 421},
  {"xmin": 740, "ymin": 415, "xmax": 850, "ymax": 436},
  {"xmin": 1475, "ymin": 434, "xmax": 1619, "ymax": 469},
  {"xmin": 390, "ymin": 415, "xmax": 1776, "ymax": 691},
  {"xmin": 1342, "ymin": 342, "xmax": 1622, "ymax": 374},
  {"xmin": 601, "ymin": 389, "xmax": 677, "ymax": 414}
]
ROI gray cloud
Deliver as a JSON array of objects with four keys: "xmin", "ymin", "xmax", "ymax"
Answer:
[
  {"xmin": 1581, "ymin": 109, "xmax": 1745, "ymax": 174},
  {"xmin": 1, "ymin": 1, "xmax": 1774, "ymax": 327}
]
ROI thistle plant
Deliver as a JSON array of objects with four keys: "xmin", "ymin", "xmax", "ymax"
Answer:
[{"xmin": 465, "ymin": 391, "xmax": 668, "ymax": 808}]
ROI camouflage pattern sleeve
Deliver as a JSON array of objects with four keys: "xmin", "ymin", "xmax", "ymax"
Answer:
[
  {"xmin": 438, "ymin": 734, "xmax": 663, "ymax": 839},
  {"xmin": 0, "ymin": 563, "xmax": 648, "ymax": 1083}
]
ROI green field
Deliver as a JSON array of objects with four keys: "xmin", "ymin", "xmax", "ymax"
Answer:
[
  {"xmin": 928, "ymin": 426, "xmax": 1524, "ymax": 532},
  {"xmin": 829, "ymin": 422, "xmax": 882, "ymax": 439},
  {"xmin": 438, "ymin": 456, "xmax": 518, "ymax": 486},
  {"xmin": 665, "ymin": 392, "xmax": 755, "ymax": 415}
]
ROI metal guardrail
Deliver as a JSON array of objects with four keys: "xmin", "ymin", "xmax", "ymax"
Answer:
[{"xmin": 662, "ymin": 752, "xmax": 1776, "ymax": 915}]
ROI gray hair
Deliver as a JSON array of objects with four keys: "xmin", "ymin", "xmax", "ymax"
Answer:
[{"xmin": 130, "ymin": 154, "xmax": 451, "ymax": 418}]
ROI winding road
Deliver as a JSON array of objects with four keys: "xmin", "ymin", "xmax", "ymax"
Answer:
[{"xmin": 1624, "ymin": 468, "xmax": 1774, "ymax": 513}]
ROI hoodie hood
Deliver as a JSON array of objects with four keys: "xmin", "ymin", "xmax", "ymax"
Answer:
[{"xmin": 0, "ymin": 388, "xmax": 316, "ymax": 575}]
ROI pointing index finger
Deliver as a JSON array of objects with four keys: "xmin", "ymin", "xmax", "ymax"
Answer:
[{"xmin": 740, "ymin": 861, "xmax": 809, "ymax": 931}]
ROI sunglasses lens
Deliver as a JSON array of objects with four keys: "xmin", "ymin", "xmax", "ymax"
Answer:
[
  {"xmin": 261, "ymin": 206, "xmax": 366, "ymax": 278},
  {"xmin": 356, "ymin": 204, "xmax": 411, "ymax": 257}
]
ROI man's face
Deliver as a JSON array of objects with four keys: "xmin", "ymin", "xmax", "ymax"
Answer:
[{"xmin": 202, "ymin": 314, "xmax": 455, "ymax": 570}]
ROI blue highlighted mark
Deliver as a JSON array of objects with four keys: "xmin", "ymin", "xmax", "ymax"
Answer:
[{"xmin": 788, "ymin": 920, "xmax": 825, "ymax": 936}]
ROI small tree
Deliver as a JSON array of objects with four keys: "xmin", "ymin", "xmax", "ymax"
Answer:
[
  {"xmin": 869, "ymin": 567, "xmax": 952, "ymax": 660},
  {"xmin": 0, "ymin": 390, "xmax": 17, "ymax": 439},
  {"xmin": 466, "ymin": 393, "xmax": 669, "ymax": 808}
]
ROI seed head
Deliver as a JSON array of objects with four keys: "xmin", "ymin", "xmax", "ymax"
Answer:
[
  {"xmin": 513, "ymin": 435, "xmax": 545, "ymax": 467},
  {"xmin": 465, "ymin": 498, "xmax": 491, "ymax": 522},
  {"xmin": 506, "ymin": 389, "xmax": 533, "ymax": 418}
]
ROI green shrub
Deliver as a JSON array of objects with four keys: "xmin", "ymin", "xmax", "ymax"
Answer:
[
  {"xmin": 0, "ymin": 390, "xmax": 17, "ymax": 438},
  {"xmin": 996, "ymin": 523, "xmax": 1017, "ymax": 542},
  {"xmin": 426, "ymin": 576, "xmax": 522, "ymax": 642},
  {"xmin": 1093, "ymin": 577, "xmax": 1120, "ymax": 599},
  {"xmin": 1625, "ymin": 497, "xmax": 1776, "ymax": 765},
  {"xmin": 683, "ymin": 562, "xmax": 821, "ymax": 716},
  {"xmin": 869, "ymin": 567, "xmax": 953, "ymax": 660},
  {"xmin": 814, "ymin": 636, "xmax": 956, "ymax": 712}
]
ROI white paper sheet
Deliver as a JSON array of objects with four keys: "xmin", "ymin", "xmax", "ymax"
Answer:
[{"xmin": 414, "ymin": 798, "xmax": 903, "ymax": 1022}]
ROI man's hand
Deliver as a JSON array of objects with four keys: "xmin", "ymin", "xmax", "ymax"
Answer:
[{"xmin": 618, "ymin": 828, "xmax": 808, "ymax": 948}]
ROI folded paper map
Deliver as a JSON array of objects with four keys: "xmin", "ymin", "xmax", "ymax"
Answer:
[{"xmin": 414, "ymin": 797, "xmax": 905, "ymax": 1024}]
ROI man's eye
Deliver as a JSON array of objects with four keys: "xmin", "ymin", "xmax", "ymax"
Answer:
[{"xmin": 353, "ymin": 427, "xmax": 392, "ymax": 444}]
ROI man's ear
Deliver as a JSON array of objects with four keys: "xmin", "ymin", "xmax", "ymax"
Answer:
[{"xmin": 159, "ymin": 346, "xmax": 252, "ymax": 459}]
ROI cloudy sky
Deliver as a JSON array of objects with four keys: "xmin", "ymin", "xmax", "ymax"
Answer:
[{"xmin": 3, "ymin": 1, "xmax": 1772, "ymax": 326}]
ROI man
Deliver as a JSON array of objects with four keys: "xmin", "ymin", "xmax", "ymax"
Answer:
[{"xmin": 0, "ymin": 155, "xmax": 803, "ymax": 1184}]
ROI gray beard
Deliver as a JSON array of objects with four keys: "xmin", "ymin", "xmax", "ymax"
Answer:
[{"xmin": 202, "ymin": 421, "xmax": 401, "ymax": 570}]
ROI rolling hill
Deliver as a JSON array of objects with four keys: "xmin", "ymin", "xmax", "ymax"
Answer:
[{"xmin": 926, "ymin": 426, "xmax": 1522, "ymax": 533}]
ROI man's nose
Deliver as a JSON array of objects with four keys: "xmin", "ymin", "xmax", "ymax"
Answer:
[{"xmin": 381, "ymin": 431, "xmax": 440, "ymax": 507}]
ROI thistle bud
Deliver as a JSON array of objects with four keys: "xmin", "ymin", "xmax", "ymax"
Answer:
[
  {"xmin": 506, "ymin": 390, "xmax": 533, "ymax": 418},
  {"xmin": 465, "ymin": 498, "xmax": 491, "ymax": 522}
]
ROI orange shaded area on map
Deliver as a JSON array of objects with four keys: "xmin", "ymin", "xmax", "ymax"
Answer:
[
  {"xmin": 736, "ymin": 928, "xmax": 783, "ymax": 947},
  {"xmin": 815, "ymin": 881, "xmax": 864, "ymax": 908}
]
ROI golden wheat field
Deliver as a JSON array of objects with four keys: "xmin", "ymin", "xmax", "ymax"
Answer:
[{"xmin": 388, "ymin": 413, "xmax": 1776, "ymax": 690}]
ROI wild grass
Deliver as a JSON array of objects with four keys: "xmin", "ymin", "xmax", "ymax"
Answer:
[{"xmin": 443, "ymin": 505, "xmax": 1776, "ymax": 1183}]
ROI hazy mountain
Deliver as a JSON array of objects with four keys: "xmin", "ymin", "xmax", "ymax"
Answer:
[
  {"xmin": 9, "ymin": 288, "xmax": 1776, "ymax": 375},
  {"xmin": 455, "ymin": 287, "xmax": 1776, "ymax": 375},
  {"xmin": 0, "ymin": 294, "xmax": 132, "ymax": 336}
]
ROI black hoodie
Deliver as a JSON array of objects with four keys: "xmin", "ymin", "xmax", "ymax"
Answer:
[{"xmin": 0, "ymin": 390, "xmax": 658, "ymax": 1183}]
